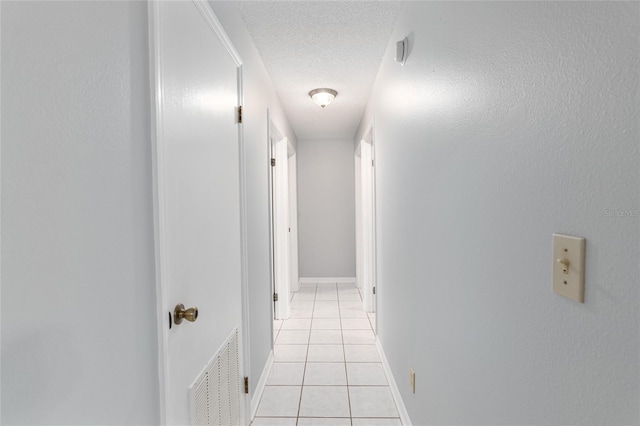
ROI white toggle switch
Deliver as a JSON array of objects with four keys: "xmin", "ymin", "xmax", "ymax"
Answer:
[{"xmin": 553, "ymin": 233, "xmax": 586, "ymax": 303}]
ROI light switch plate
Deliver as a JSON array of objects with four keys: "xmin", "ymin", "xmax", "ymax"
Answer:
[{"xmin": 552, "ymin": 233, "xmax": 586, "ymax": 303}]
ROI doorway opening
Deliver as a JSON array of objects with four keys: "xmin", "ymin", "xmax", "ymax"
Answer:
[
  {"xmin": 268, "ymin": 113, "xmax": 299, "ymax": 342},
  {"xmin": 355, "ymin": 126, "xmax": 377, "ymax": 333}
]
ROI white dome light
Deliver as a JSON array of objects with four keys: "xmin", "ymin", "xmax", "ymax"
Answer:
[{"xmin": 309, "ymin": 88, "xmax": 337, "ymax": 108}]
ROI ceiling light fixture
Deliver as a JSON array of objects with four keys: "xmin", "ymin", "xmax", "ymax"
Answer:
[{"xmin": 309, "ymin": 88, "xmax": 337, "ymax": 108}]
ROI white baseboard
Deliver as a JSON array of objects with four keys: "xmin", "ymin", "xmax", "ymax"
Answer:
[
  {"xmin": 376, "ymin": 337, "xmax": 412, "ymax": 426},
  {"xmin": 299, "ymin": 277, "xmax": 356, "ymax": 284},
  {"xmin": 250, "ymin": 350, "xmax": 274, "ymax": 421}
]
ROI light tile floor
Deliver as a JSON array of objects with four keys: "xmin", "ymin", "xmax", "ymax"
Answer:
[{"xmin": 252, "ymin": 283, "xmax": 401, "ymax": 426}]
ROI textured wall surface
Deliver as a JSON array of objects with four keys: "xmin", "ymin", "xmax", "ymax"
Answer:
[
  {"xmin": 209, "ymin": 1, "xmax": 297, "ymax": 396},
  {"xmin": 1, "ymin": 2, "xmax": 160, "ymax": 424},
  {"xmin": 356, "ymin": 2, "xmax": 639, "ymax": 424},
  {"xmin": 298, "ymin": 139, "xmax": 356, "ymax": 278}
]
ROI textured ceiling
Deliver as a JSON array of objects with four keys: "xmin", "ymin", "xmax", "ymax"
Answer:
[{"xmin": 237, "ymin": 1, "xmax": 403, "ymax": 140}]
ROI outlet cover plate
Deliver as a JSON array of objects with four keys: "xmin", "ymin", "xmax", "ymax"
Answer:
[{"xmin": 552, "ymin": 233, "xmax": 586, "ymax": 303}]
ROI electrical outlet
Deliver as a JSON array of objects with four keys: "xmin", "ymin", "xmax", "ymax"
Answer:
[{"xmin": 409, "ymin": 367, "xmax": 415, "ymax": 393}]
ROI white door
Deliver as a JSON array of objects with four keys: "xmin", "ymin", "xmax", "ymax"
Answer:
[
  {"xmin": 150, "ymin": 2, "xmax": 245, "ymax": 424},
  {"xmin": 355, "ymin": 151, "xmax": 363, "ymax": 290},
  {"xmin": 272, "ymin": 137, "xmax": 291, "ymax": 320},
  {"xmin": 356, "ymin": 139, "xmax": 376, "ymax": 314},
  {"xmin": 287, "ymin": 153, "xmax": 300, "ymax": 294},
  {"xmin": 360, "ymin": 141, "xmax": 375, "ymax": 313},
  {"xmin": 370, "ymin": 136, "xmax": 378, "ymax": 320}
]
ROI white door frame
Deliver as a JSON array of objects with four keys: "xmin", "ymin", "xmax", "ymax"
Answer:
[
  {"xmin": 272, "ymin": 136, "xmax": 290, "ymax": 320},
  {"xmin": 267, "ymin": 112, "xmax": 280, "ymax": 326},
  {"xmin": 267, "ymin": 113, "xmax": 291, "ymax": 320},
  {"xmin": 370, "ymin": 122, "xmax": 378, "ymax": 322},
  {"xmin": 354, "ymin": 153, "xmax": 363, "ymax": 290},
  {"xmin": 148, "ymin": 1, "xmax": 250, "ymax": 423},
  {"xmin": 236, "ymin": 45, "xmax": 252, "ymax": 426},
  {"xmin": 287, "ymin": 150, "xmax": 300, "ymax": 294},
  {"xmin": 361, "ymin": 140, "xmax": 374, "ymax": 313},
  {"xmin": 355, "ymin": 125, "xmax": 377, "ymax": 315}
]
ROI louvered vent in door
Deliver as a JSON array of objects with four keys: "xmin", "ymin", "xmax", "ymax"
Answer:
[{"xmin": 189, "ymin": 328, "xmax": 241, "ymax": 425}]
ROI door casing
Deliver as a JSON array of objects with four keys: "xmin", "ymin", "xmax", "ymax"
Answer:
[
  {"xmin": 270, "ymin": 135, "xmax": 291, "ymax": 320},
  {"xmin": 355, "ymin": 124, "xmax": 378, "ymax": 318},
  {"xmin": 287, "ymin": 153, "xmax": 300, "ymax": 294}
]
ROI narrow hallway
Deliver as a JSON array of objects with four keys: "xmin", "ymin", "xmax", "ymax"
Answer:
[
  {"xmin": 2, "ymin": 1, "xmax": 638, "ymax": 425},
  {"xmin": 252, "ymin": 283, "xmax": 399, "ymax": 426}
]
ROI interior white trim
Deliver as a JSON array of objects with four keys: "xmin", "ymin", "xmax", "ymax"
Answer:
[
  {"xmin": 250, "ymin": 350, "xmax": 274, "ymax": 421},
  {"xmin": 191, "ymin": 0, "xmax": 242, "ymax": 66},
  {"xmin": 359, "ymin": 140, "xmax": 374, "ymax": 313},
  {"xmin": 272, "ymin": 136, "xmax": 291, "ymax": 319},
  {"xmin": 235, "ymin": 64, "xmax": 252, "ymax": 426},
  {"xmin": 0, "ymin": 3, "xmax": 4, "ymax": 421},
  {"xmin": 147, "ymin": 3, "xmax": 169, "ymax": 422},
  {"xmin": 354, "ymin": 148, "xmax": 363, "ymax": 291},
  {"xmin": 266, "ymin": 110, "xmax": 277, "ymax": 331},
  {"xmin": 376, "ymin": 337, "xmax": 412, "ymax": 426},
  {"xmin": 287, "ymin": 153, "xmax": 300, "ymax": 294},
  {"xmin": 299, "ymin": 277, "xmax": 356, "ymax": 284},
  {"xmin": 370, "ymin": 118, "xmax": 378, "ymax": 327}
]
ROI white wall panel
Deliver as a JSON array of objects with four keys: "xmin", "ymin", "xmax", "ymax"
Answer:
[
  {"xmin": 1, "ymin": 2, "xmax": 159, "ymax": 423},
  {"xmin": 298, "ymin": 139, "xmax": 356, "ymax": 277},
  {"xmin": 357, "ymin": 2, "xmax": 639, "ymax": 424}
]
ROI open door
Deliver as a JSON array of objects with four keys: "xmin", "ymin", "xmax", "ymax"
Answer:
[
  {"xmin": 267, "ymin": 113, "xmax": 293, "ymax": 322},
  {"xmin": 150, "ymin": 2, "xmax": 247, "ymax": 424},
  {"xmin": 270, "ymin": 136, "xmax": 291, "ymax": 320},
  {"xmin": 355, "ymin": 152, "xmax": 363, "ymax": 291},
  {"xmin": 370, "ymin": 126, "xmax": 378, "ymax": 327},
  {"xmin": 355, "ymin": 127, "xmax": 377, "ymax": 318},
  {"xmin": 288, "ymin": 152, "xmax": 300, "ymax": 294}
]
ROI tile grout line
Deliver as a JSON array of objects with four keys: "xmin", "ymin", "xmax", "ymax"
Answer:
[
  {"xmin": 337, "ymin": 283, "xmax": 354, "ymax": 425},
  {"xmin": 296, "ymin": 283, "xmax": 317, "ymax": 424},
  {"xmin": 265, "ymin": 283, "xmax": 395, "ymax": 425}
]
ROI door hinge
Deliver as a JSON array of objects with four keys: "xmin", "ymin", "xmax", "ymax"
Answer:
[
  {"xmin": 273, "ymin": 293, "xmax": 279, "ymax": 302},
  {"xmin": 237, "ymin": 106, "xmax": 243, "ymax": 124},
  {"xmin": 271, "ymin": 158, "xmax": 276, "ymax": 167},
  {"xmin": 288, "ymin": 227, "xmax": 291, "ymax": 232},
  {"xmin": 373, "ymin": 286, "xmax": 376, "ymax": 295},
  {"xmin": 244, "ymin": 377, "xmax": 249, "ymax": 394},
  {"xmin": 372, "ymin": 159, "xmax": 375, "ymax": 167}
]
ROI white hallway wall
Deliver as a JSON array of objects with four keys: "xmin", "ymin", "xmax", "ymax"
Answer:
[
  {"xmin": 297, "ymin": 139, "xmax": 356, "ymax": 278},
  {"xmin": 1, "ymin": 2, "xmax": 159, "ymax": 424},
  {"xmin": 207, "ymin": 1, "xmax": 297, "ymax": 396},
  {"xmin": 357, "ymin": 2, "xmax": 639, "ymax": 425}
]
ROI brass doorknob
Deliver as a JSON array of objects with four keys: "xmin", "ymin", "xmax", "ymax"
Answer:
[{"xmin": 174, "ymin": 304, "xmax": 198, "ymax": 325}]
